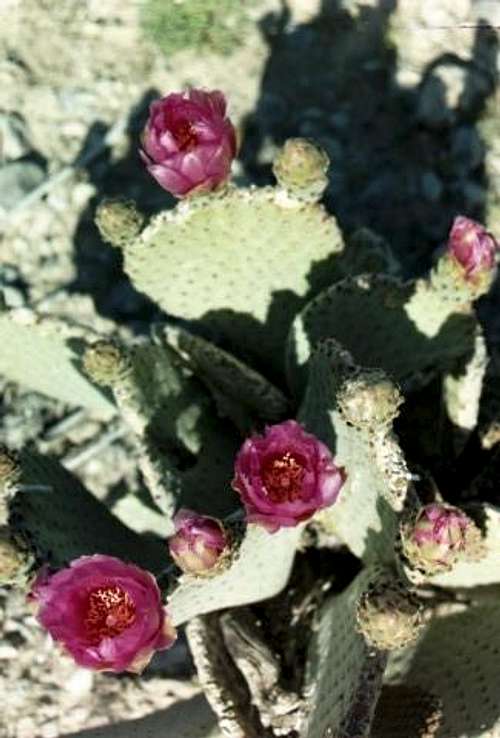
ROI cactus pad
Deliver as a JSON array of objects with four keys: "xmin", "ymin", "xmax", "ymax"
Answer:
[
  {"xmin": 8, "ymin": 450, "xmax": 166, "ymax": 574},
  {"xmin": 386, "ymin": 602, "xmax": 500, "ymax": 738},
  {"xmin": 0, "ymin": 310, "xmax": 114, "ymax": 416},
  {"xmin": 303, "ymin": 568, "xmax": 387, "ymax": 738},
  {"xmin": 122, "ymin": 185, "xmax": 344, "ymax": 374},
  {"xmin": 288, "ymin": 274, "xmax": 478, "ymax": 397},
  {"xmin": 168, "ymin": 525, "xmax": 301, "ymax": 626},
  {"xmin": 299, "ymin": 340, "xmax": 410, "ymax": 562},
  {"xmin": 162, "ymin": 325, "xmax": 289, "ymax": 430}
]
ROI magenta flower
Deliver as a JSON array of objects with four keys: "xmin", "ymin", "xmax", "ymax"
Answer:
[
  {"xmin": 30, "ymin": 555, "xmax": 176, "ymax": 673},
  {"xmin": 403, "ymin": 503, "xmax": 470, "ymax": 573},
  {"xmin": 168, "ymin": 509, "xmax": 230, "ymax": 576},
  {"xmin": 232, "ymin": 420, "xmax": 345, "ymax": 533},
  {"xmin": 447, "ymin": 215, "xmax": 497, "ymax": 279},
  {"xmin": 140, "ymin": 88, "xmax": 237, "ymax": 198}
]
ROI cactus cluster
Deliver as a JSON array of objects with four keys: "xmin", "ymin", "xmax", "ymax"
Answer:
[{"xmin": 1, "ymin": 88, "xmax": 500, "ymax": 738}]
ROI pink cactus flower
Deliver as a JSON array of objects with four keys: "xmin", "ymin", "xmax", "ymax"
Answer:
[
  {"xmin": 30, "ymin": 555, "xmax": 176, "ymax": 673},
  {"xmin": 232, "ymin": 420, "xmax": 345, "ymax": 533},
  {"xmin": 168, "ymin": 509, "xmax": 230, "ymax": 576},
  {"xmin": 404, "ymin": 503, "xmax": 470, "ymax": 572},
  {"xmin": 447, "ymin": 215, "xmax": 498, "ymax": 279},
  {"xmin": 140, "ymin": 88, "xmax": 237, "ymax": 198}
]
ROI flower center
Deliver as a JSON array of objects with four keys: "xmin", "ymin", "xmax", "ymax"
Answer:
[
  {"xmin": 261, "ymin": 452, "xmax": 306, "ymax": 503},
  {"xmin": 172, "ymin": 120, "xmax": 198, "ymax": 151},
  {"xmin": 84, "ymin": 586, "xmax": 136, "ymax": 643}
]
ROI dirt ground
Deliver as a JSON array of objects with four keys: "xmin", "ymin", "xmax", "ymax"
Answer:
[{"xmin": 0, "ymin": 0, "xmax": 499, "ymax": 736}]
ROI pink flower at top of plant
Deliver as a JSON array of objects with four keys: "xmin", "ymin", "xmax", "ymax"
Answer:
[
  {"xmin": 30, "ymin": 555, "xmax": 176, "ymax": 673},
  {"xmin": 447, "ymin": 215, "xmax": 498, "ymax": 279},
  {"xmin": 140, "ymin": 88, "xmax": 237, "ymax": 198},
  {"xmin": 232, "ymin": 420, "xmax": 345, "ymax": 533},
  {"xmin": 168, "ymin": 509, "xmax": 230, "ymax": 576},
  {"xmin": 404, "ymin": 503, "xmax": 470, "ymax": 572}
]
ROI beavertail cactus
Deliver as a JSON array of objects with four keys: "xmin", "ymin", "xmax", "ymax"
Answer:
[{"xmin": 2, "ymin": 81, "xmax": 500, "ymax": 737}]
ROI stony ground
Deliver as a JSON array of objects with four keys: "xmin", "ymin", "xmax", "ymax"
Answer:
[{"xmin": 0, "ymin": 0, "xmax": 499, "ymax": 736}]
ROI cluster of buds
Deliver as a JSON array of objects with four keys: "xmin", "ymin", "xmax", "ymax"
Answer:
[{"xmin": 29, "ymin": 419, "xmax": 345, "ymax": 672}]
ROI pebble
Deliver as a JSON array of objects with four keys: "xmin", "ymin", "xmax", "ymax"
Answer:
[
  {"xmin": 0, "ymin": 160, "xmax": 45, "ymax": 209},
  {"xmin": 0, "ymin": 112, "xmax": 31, "ymax": 162}
]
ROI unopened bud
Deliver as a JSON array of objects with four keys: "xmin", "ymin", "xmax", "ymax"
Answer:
[
  {"xmin": 338, "ymin": 369, "xmax": 402, "ymax": 429},
  {"xmin": 273, "ymin": 138, "xmax": 329, "ymax": 201},
  {"xmin": 168, "ymin": 509, "xmax": 231, "ymax": 576},
  {"xmin": 401, "ymin": 503, "xmax": 471, "ymax": 574},
  {"xmin": 95, "ymin": 199, "xmax": 144, "ymax": 248},
  {"xmin": 356, "ymin": 576, "xmax": 424, "ymax": 650},
  {"xmin": 82, "ymin": 341, "xmax": 130, "ymax": 386},
  {"xmin": 0, "ymin": 528, "xmax": 31, "ymax": 585}
]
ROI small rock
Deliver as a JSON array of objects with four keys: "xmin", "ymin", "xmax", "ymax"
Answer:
[
  {"xmin": 471, "ymin": 0, "xmax": 500, "ymax": 25},
  {"xmin": 64, "ymin": 667, "xmax": 94, "ymax": 700},
  {"xmin": 0, "ymin": 160, "xmax": 45, "ymax": 210},
  {"xmin": 0, "ymin": 112, "xmax": 31, "ymax": 162},
  {"xmin": 0, "ymin": 643, "xmax": 18, "ymax": 659}
]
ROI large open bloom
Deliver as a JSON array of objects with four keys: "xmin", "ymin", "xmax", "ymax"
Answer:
[
  {"xmin": 168, "ymin": 509, "xmax": 230, "ymax": 576},
  {"xmin": 140, "ymin": 88, "xmax": 237, "ymax": 198},
  {"xmin": 232, "ymin": 420, "xmax": 345, "ymax": 532},
  {"xmin": 30, "ymin": 555, "xmax": 176, "ymax": 673},
  {"xmin": 447, "ymin": 215, "xmax": 497, "ymax": 279}
]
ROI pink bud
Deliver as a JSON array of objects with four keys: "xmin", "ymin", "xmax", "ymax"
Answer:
[
  {"xmin": 232, "ymin": 420, "xmax": 346, "ymax": 533},
  {"xmin": 447, "ymin": 215, "xmax": 497, "ymax": 279},
  {"xmin": 140, "ymin": 89, "xmax": 237, "ymax": 198},
  {"xmin": 29, "ymin": 555, "xmax": 176, "ymax": 673},
  {"xmin": 403, "ymin": 503, "xmax": 470, "ymax": 573},
  {"xmin": 168, "ymin": 509, "xmax": 230, "ymax": 575}
]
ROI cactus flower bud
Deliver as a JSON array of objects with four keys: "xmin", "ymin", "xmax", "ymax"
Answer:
[
  {"xmin": 95, "ymin": 198, "xmax": 144, "ymax": 248},
  {"xmin": 447, "ymin": 215, "xmax": 497, "ymax": 280},
  {"xmin": 82, "ymin": 341, "xmax": 130, "ymax": 386},
  {"xmin": 140, "ymin": 89, "xmax": 237, "ymax": 199},
  {"xmin": 0, "ymin": 527, "xmax": 32, "ymax": 585},
  {"xmin": 356, "ymin": 576, "xmax": 424, "ymax": 650},
  {"xmin": 272, "ymin": 138, "xmax": 329, "ymax": 201},
  {"xmin": 401, "ymin": 503, "xmax": 470, "ymax": 574},
  {"xmin": 168, "ymin": 509, "xmax": 230, "ymax": 576},
  {"xmin": 30, "ymin": 555, "xmax": 176, "ymax": 673},
  {"xmin": 232, "ymin": 420, "xmax": 345, "ymax": 533}
]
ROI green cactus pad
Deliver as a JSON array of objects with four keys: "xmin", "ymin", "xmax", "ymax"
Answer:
[
  {"xmin": 386, "ymin": 602, "xmax": 500, "ymax": 738},
  {"xmin": 122, "ymin": 185, "xmax": 344, "ymax": 376},
  {"xmin": 8, "ymin": 450, "xmax": 166, "ymax": 574},
  {"xmin": 442, "ymin": 330, "xmax": 488, "ymax": 439},
  {"xmin": 371, "ymin": 685, "xmax": 443, "ymax": 737},
  {"xmin": 287, "ymin": 273, "xmax": 478, "ymax": 397},
  {"xmin": 0, "ymin": 310, "xmax": 114, "ymax": 417},
  {"xmin": 299, "ymin": 340, "xmax": 410, "ymax": 563},
  {"xmin": 168, "ymin": 525, "xmax": 301, "ymax": 626},
  {"xmin": 303, "ymin": 567, "xmax": 387, "ymax": 738},
  {"xmin": 161, "ymin": 325, "xmax": 289, "ymax": 431}
]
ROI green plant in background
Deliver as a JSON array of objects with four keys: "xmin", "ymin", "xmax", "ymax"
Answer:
[
  {"xmin": 141, "ymin": 0, "xmax": 253, "ymax": 57},
  {"xmin": 1, "ymin": 87, "xmax": 500, "ymax": 737}
]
